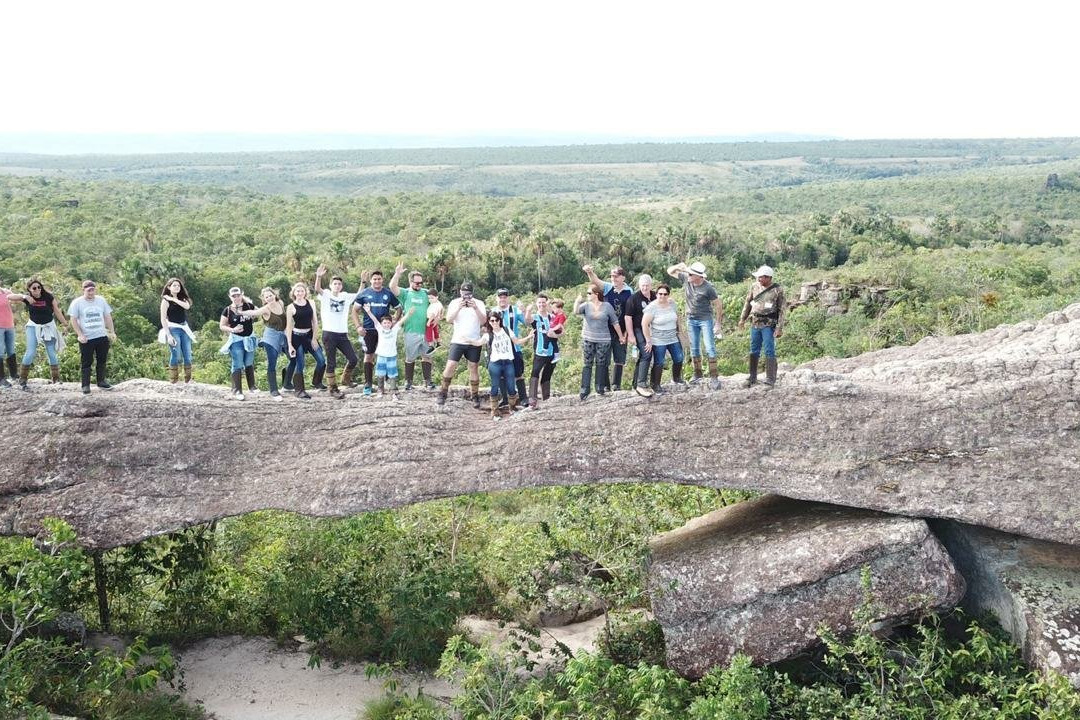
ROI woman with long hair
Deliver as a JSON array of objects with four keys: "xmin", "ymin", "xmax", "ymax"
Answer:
[
  {"xmin": 479, "ymin": 310, "xmax": 532, "ymax": 419},
  {"xmin": 573, "ymin": 284, "xmax": 619, "ymax": 401},
  {"xmin": 238, "ymin": 287, "xmax": 288, "ymax": 401},
  {"xmin": 17, "ymin": 278, "xmax": 70, "ymax": 388},
  {"xmin": 159, "ymin": 277, "xmax": 195, "ymax": 383},
  {"xmin": 642, "ymin": 283, "xmax": 685, "ymax": 392},
  {"xmin": 285, "ymin": 282, "xmax": 326, "ymax": 400}
]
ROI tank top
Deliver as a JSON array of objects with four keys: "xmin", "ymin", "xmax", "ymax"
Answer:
[
  {"xmin": 292, "ymin": 301, "xmax": 313, "ymax": 331},
  {"xmin": 266, "ymin": 307, "xmax": 286, "ymax": 331},
  {"xmin": 165, "ymin": 298, "xmax": 187, "ymax": 324}
]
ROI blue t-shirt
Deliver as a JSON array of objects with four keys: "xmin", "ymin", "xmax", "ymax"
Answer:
[
  {"xmin": 355, "ymin": 287, "xmax": 400, "ymax": 330},
  {"xmin": 531, "ymin": 315, "xmax": 555, "ymax": 357},
  {"xmin": 603, "ymin": 282, "xmax": 634, "ymax": 323},
  {"xmin": 498, "ymin": 305, "xmax": 526, "ymax": 335}
]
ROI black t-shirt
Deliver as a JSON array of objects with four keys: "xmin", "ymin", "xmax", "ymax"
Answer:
[
  {"xmin": 222, "ymin": 302, "xmax": 255, "ymax": 337},
  {"xmin": 164, "ymin": 298, "xmax": 187, "ymax": 324},
  {"xmin": 624, "ymin": 290, "xmax": 657, "ymax": 331},
  {"xmin": 24, "ymin": 295, "xmax": 55, "ymax": 325}
]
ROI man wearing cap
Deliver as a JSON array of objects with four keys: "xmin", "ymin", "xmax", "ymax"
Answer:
[
  {"xmin": 436, "ymin": 282, "xmax": 487, "ymax": 408},
  {"xmin": 667, "ymin": 261, "xmax": 723, "ymax": 389},
  {"xmin": 739, "ymin": 265, "xmax": 786, "ymax": 387},
  {"xmin": 68, "ymin": 280, "xmax": 116, "ymax": 394},
  {"xmin": 390, "ymin": 266, "xmax": 435, "ymax": 391},
  {"xmin": 583, "ymin": 264, "xmax": 632, "ymax": 391},
  {"xmin": 494, "ymin": 288, "xmax": 529, "ymax": 407}
]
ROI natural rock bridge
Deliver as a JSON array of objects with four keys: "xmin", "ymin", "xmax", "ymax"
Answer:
[{"xmin": 2, "ymin": 304, "xmax": 1078, "ymax": 550}]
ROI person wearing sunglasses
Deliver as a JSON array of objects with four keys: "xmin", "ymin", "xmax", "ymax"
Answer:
[
  {"xmin": 219, "ymin": 287, "xmax": 257, "ymax": 400},
  {"xmin": 479, "ymin": 311, "xmax": 533, "ymax": 419},
  {"xmin": 642, "ymin": 284, "xmax": 684, "ymax": 393},
  {"xmin": 582, "ymin": 264, "xmax": 632, "ymax": 391},
  {"xmin": 15, "ymin": 279, "xmax": 70, "ymax": 388},
  {"xmin": 389, "ymin": 264, "xmax": 436, "ymax": 392}
]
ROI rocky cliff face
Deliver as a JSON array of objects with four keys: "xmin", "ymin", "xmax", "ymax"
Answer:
[{"xmin": 1, "ymin": 304, "xmax": 1078, "ymax": 549}]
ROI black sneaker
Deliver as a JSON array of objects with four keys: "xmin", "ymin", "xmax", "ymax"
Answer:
[
  {"xmin": 81, "ymin": 385, "xmax": 91, "ymax": 395},
  {"xmin": 97, "ymin": 381, "xmax": 112, "ymax": 390},
  {"xmin": 404, "ymin": 382, "xmax": 413, "ymax": 391}
]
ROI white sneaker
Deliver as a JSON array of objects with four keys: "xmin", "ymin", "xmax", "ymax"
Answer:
[{"xmin": 234, "ymin": 391, "xmax": 245, "ymax": 401}]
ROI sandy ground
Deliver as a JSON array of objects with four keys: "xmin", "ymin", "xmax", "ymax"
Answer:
[
  {"xmin": 178, "ymin": 614, "xmax": 630, "ymax": 720},
  {"xmin": 178, "ymin": 635, "xmax": 454, "ymax": 720}
]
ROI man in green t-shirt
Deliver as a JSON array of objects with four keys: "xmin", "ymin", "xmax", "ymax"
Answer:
[{"xmin": 389, "ymin": 266, "xmax": 434, "ymax": 390}]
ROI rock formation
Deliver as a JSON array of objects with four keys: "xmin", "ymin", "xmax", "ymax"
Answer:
[
  {"xmin": 933, "ymin": 520, "xmax": 1080, "ymax": 688},
  {"xmin": 1, "ymin": 304, "xmax": 1079, "ymax": 549},
  {"xmin": 647, "ymin": 495, "xmax": 965, "ymax": 678}
]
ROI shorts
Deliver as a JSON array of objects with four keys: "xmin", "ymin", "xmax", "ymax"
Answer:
[
  {"xmin": 447, "ymin": 343, "xmax": 481, "ymax": 364},
  {"xmin": 425, "ymin": 324, "xmax": 440, "ymax": 345},
  {"xmin": 376, "ymin": 355, "xmax": 399, "ymax": 378},
  {"xmin": 362, "ymin": 328, "xmax": 378, "ymax": 355},
  {"xmin": 404, "ymin": 332, "xmax": 431, "ymax": 362}
]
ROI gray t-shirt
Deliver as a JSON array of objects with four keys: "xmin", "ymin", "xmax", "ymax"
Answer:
[
  {"xmin": 678, "ymin": 272, "xmax": 719, "ymax": 320},
  {"xmin": 68, "ymin": 296, "xmax": 113, "ymax": 341},
  {"xmin": 644, "ymin": 301, "xmax": 679, "ymax": 345},
  {"xmin": 575, "ymin": 302, "xmax": 618, "ymax": 343}
]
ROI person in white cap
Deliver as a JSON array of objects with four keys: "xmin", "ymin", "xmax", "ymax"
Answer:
[
  {"xmin": 666, "ymin": 260, "xmax": 723, "ymax": 389},
  {"xmin": 738, "ymin": 265, "xmax": 786, "ymax": 387}
]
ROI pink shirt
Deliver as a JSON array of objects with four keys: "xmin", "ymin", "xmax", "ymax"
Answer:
[{"xmin": 0, "ymin": 291, "xmax": 14, "ymax": 330}]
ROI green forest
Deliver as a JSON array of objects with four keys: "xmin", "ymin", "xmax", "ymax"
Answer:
[{"xmin": 2, "ymin": 137, "xmax": 1079, "ymax": 718}]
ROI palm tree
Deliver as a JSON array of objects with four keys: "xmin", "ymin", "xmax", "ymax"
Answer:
[
  {"xmin": 529, "ymin": 227, "xmax": 551, "ymax": 291},
  {"xmin": 578, "ymin": 222, "xmax": 605, "ymax": 260},
  {"xmin": 285, "ymin": 236, "xmax": 309, "ymax": 274},
  {"xmin": 329, "ymin": 237, "xmax": 351, "ymax": 274}
]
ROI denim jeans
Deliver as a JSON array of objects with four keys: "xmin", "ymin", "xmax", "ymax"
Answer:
[
  {"xmin": 687, "ymin": 317, "xmax": 716, "ymax": 359},
  {"xmin": 750, "ymin": 325, "xmax": 776, "ymax": 358},
  {"xmin": 581, "ymin": 340, "xmax": 611, "ymax": 393},
  {"xmin": 652, "ymin": 342, "xmax": 684, "ymax": 367},
  {"xmin": 0, "ymin": 328, "xmax": 15, "ymax": 358},
  {"xmin": 489, "ymin": 358, "xmax": 515, "ymax": 399},
  {"xmin": 168, "ymin": 328, "xmax": 193, "ymax": 366},
  {"xmin": 23, "ymin": 326, "xmax": 59, "ymax": 366},
  {"xmin": 228, "ymin": 342, "xmax": 255, "ymax": 372},
  {"xmin": 290, "ymin": 338, "xmax": 326, "ymax": 375}
]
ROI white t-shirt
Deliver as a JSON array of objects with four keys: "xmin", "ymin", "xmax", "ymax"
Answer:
[
  {"xmin": 375, "ymin": 325, "xmax": 402, "ymax": 358},
  {"xmin": 318, "ymin": 290, "xmax": 354, "ymax": 334},
  {"xmin": 68, "ymin": 296, "xmax": 113, "ymax": 340},
  {"xmin": 488, "ymin": 330, "xmax": 515, "ymax": 361},
  {"xmin": 448, "ymin": 298, "xmax": 487, "ymax": 344}
]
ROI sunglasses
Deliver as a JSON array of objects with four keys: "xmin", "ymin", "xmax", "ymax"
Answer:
[
  {"xmin": 30, "ymin": 285, "xmax": 42, "ymax": 290},
  {"xmin": 657, "ymin": 292, "xmax": 669, "ymax": 296}
]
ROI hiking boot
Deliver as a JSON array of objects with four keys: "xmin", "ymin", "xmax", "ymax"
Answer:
[
  {"xmin": 311, "ymin": 366, "xmax": 327, "ymax": 391},
  {"xmin": 18, "ymin": 364, "xmax": 31, "ymax": 390},
  {"xmin": 169, "ymin": 366, "xmax": 180, "ymax": 384},
  {"xmin": 96, "ymin": 381, "xmax": 113, "ymax": 390},
  {"xmin": 294, "ymin": 373, "xmax": 310, "ymax": 399},
  {"xmin": 81, "ymin": 385, "xmax": 91, "ymax": 395},
  {"xmin": 184, "ymin": 364, "xmax": 193, "ymax": 383},
  {"xmin": 743, "ymin": 355, "xmax": 759, "ymax": 388},
  {"xmin": 764, "ymin": 357, "xmax": 778, "ymax": 387},
  {"xmin": 672, "ymin": 361, "xmax": 685, "ymax": 385}
]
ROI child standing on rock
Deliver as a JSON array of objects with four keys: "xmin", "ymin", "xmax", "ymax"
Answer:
[{"xmin": 365, "ymin": 305, "xmax": 413, "ymax": 399}]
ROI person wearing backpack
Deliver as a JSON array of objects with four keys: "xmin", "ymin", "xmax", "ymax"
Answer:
[{"xmin": 738, "ymin": 266, "xmax": 786, "ymax": 387}]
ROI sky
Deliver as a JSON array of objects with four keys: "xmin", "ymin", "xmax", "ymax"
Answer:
[{"xmin": 2, "ymin": 0, "xmax": 1078, "ymax": 149}]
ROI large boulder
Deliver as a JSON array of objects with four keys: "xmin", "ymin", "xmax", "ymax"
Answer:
[
  {"xmin": 647, "ymin": 495, "xmax": 965, "ymax": 678},
  {"xmin": 932, "ymin": 520, "xmax": 1080, "ymax": 688},
  {"xmin": 2, "ymin": 304, "xmax": 1080, "ymax": 549}
]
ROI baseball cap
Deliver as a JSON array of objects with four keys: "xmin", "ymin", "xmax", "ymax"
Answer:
[
  {"xmin": 496, "ymin": 288, "xmax": 510, "ymax": 296},
  {"xmin": 81, "ymin": 280, "xmax": 96, "ymax": 289},
  {"xmin": 228, "ymin": 286, "xmax": 242, "ymax": 296},
  {"xmin": 688, "ymin": 262, "xmax": 708, "ymax": 278},
  {"xmin": 459, "ymin": 282, "xmax": 474, "ymax": 293},
  {"xmin": 753, "ymin": 265, "xmax": 775, "ymax": 278}
]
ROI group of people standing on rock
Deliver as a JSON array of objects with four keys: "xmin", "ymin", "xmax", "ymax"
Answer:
[
  {"xmin": 1, "ymin": 259, "xmax": 787, "ymax": 413},
  {"xmin": 1, "ymin": 278, "xmax": 116, "ymax": 393}
]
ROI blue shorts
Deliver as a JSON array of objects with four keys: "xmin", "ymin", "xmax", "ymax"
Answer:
[{"xmin": 376, "ymin": 355, "xmax": 398, "ymax": 378}]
